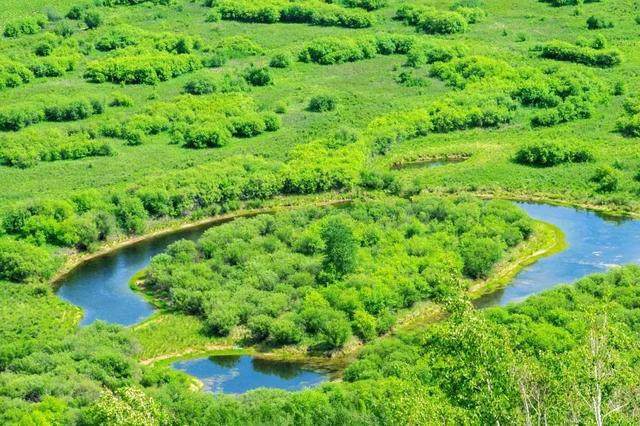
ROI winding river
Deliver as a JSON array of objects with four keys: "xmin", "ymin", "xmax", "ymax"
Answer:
[{"xmin": 55, "ymin": 201, "xmax": 640, "ymax": 393}]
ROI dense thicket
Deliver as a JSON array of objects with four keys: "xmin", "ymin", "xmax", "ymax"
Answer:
[
  {"xmin": 211, "ymin": 0, "xmax": 376, "ymax": 28},
  {"xmin": 514, "ymin": 141, "xmax": 594, "ymax": 167},
  {"xmin": 145, "ymin": 197, "xmax": 532, "ymax": 348}
]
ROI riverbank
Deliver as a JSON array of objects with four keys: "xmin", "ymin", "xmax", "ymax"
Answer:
[{"xmin": 51, "ymin": 194, "xmax": 352, "ymax": 286}]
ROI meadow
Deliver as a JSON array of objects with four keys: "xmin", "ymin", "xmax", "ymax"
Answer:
[{"xmin": 1, "ymin": 0, "xmax": 640, "ymax": 423}]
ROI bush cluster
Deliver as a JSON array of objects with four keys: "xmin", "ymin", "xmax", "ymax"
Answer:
[
  {"xmin": 103, "ymin": 93, "xmax": 276, "ymax": 148},
  {"xmin": 342, "ymin": 0, "xmax": 387, "ymax": 11},
  {"xmin": 3, "ymin": 16, "xmax": 46, "ymax": 38},
  {"xmin": 514, "ymin": 141, "xmax": 594, "ymax": 167},
  {"xmin": 214, "ymin": 0, "xmax": 376, "ymax": 28},
  {"xmin": 539, "ymin": 40, "xmax": 622, "ymax": 68},
  {"xmin": 616, "ymin": 96, "xmax": 640, "ymax": 137},
  {"xmin": 0, "ymin": 98, "xmax": 105, "ymax": 132},
  {"xmin": 0, "ymin": 238, "xmax": 60, "ymax": 282},
  {"xmin": 84, "ymin": 52, "xmax": 202, "ymax": 84},
  {"xmin": 308, "ymin": 95, "xmax": 337, "ymax": 112},
  {"xmin": 28, "ymin": 55, "xmax": 77, "ymax": 78},
  {"xmin": 146, "ymin": 197, "xmax": 532, "ymax": 347},
  {"xmin": 586, "ymin": 15, "xmax": 614, "ymax": 29},
  {"xmin": 396, "ymin": 5, "xmax": 469, "ymax": 34},
  {"xmin": 0, "ymin": 59, "xmax": 33, "ymax": 90}
]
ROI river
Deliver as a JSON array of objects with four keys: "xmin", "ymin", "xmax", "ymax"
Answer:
[{"xmin": 55, "ymin": 201, "xmax": 640, "ymax": 393}]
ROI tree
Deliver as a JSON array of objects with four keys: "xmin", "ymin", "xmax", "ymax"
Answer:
[{"xmin": 320, "ymin": 216, "xmax": 357, "ymax": 278}]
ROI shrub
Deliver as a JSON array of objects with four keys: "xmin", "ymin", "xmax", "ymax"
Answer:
[
  {"xmin": 460, "ymin": 236, "xmax": 505, "ymax": 279},
  {"xmin": 109, "ymin": 94, "xmax": 133, "ymax": 107},
  {"xmin": 590, "ymin": 166, "xmax": 620, "ymax": 192},
  {"xmin": 53, "ymin": 21, "xmax": 76, "ymax": 38},
  {"xmin": 263, "ymin": 113, "xmax": 281, "ymax": 131},
  {"xmin": 0, "ymin": 59, "xmax": 33, "ymax": 90},
  {"xmin": 203, "ymin": 53, "xmax": 227, "ymax": 68},
  {"xmin": 0, "ymin": 105, "xmax": 44, "ymax": 131},
  {"xmin": 269, "ymin": 316, "xmax": 303, "ymax": 346},
  {"xmin": 343, "ymin": 0, "xmax": 387, "ymax": 11},
  {"xmin": 230, "ymin": 114, "xmax": 267, "ymax": 137},
  {"xmin": 269, "ymin": 53, "xmax": 292, "ymax": 68},
  {"xmin": 0, "ymin": 238, "xmax": 59, "ymax": 282},
  {"xmin": 95, "ymin": 28, "xmax": 139, "ymax": 51},
  {"xmin": 214, "ymin": 0, "xmax": 376, "ymax": 28},
  {"xmin": 396, "ymin": 5, "xmax": 469, "ymax": 34},
  {"xmin": 308, "ymin": 95, "xmax": 337, "ymax": 112},
  {"xmin": 83, "ymin": 11, "xmax": 103, "ymax": 29},
  {"xmin": 3, "ymin": 17, "xmax": 46, "ymax": 38},
  {"xmin": 66, "ymin": 5, "xmax": 85, "ymax": 20},
  {"xmin": 183, "ymin": 77, "xmax": 216, "ymax": 95},
  {"xmin": 242, "ymin": 65, "xmax": 272, "ymax": 86},
  {"xmin": 586, "ymin": 15, "xmax": 613, "ymax": 30},
  {"xmin": 181, "ymin": 124, "xmax": 231, "ymax": 148},
  {"xmin": 34, "ymin": 42, "xmax": 54, "ymax": 57},
  {"xmin": 514, "ymin": 141, "xmax": 594, "ymax": 167},
  {"xmin": 84, "ymin": 53, "xmax": 202, "ymax": 84},
  {"xmin": 299, "ymin": 36, "xmax": 377, "ymax": 65},
  {"xmin": 539, "ymin": 40, "xmax": 622, "ymax": 67}
]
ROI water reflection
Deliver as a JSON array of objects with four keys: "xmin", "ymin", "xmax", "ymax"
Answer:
[{"xmin": 172, "ymin": 355, "xmax": 328, "ymax": 394}]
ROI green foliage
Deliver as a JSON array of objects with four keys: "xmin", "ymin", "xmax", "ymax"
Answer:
[
  {"xmin": 320, "ymin": 216, "xmax": 357, "ymax": 278},
  {"xmin": 242, "ymin": 65, "xmax": 272, "ymax": 86},
  {"xmin": 3, "ymin": 16, "xmax": 46, "ymax": 38},
  {"xmin": 269, "ymin": 52, "xmax": 291, "ymax": 68},
  {"xmin": 299, "ymin": 36, "xmax": 377, "ymax": 65},
  {"xmin": 586, "ymin": 15, "xmax": 614, "ymax": 29},
  {"xmin": 590, "ymin": 165, "xmax": 620, "ymax": 192},
  {"xmin": 616, "ymin": 96, "xmax": 640, "ymax": 137},
  {"xmin": 84, "ymin": 10, "xmax": 103, "ymax": 29},
  {"xmin": 308, "ymin": 94, "xmax": 337, "ymax": 112},
  {"xmin": 145, "ymin": 197, "xmax": 531, "ymax": 347},
  {"xmin": 396, "ymin": 5, "xmax": 470, "ymax": 34},
  {"xmin": 213, "ymin": 0, "xmax": 376, "ymax": 28},
  {"xmin": 539, "ymin": 40, "xmax": 622, "ymax": 67},
  {"xmin": 514, "ymin": 141, "xmax": 594, "ymax": 167},
  {"xmin": 343, "ymin": 0, "xmax": 387, "ymax": 10},
  {"xmin": 84, "ymin": 52, "xmax": 202, "ymax": 85},
  {"xmin": 0, "ymin": 238, "xmax": 59, "ymax": 282}
]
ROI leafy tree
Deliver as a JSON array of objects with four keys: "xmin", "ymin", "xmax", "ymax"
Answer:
[{"xmin": 320, "ymin": 216, "xmax": 357, "ymax": 278}]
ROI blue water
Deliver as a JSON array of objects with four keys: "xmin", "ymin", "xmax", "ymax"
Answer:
[
  {"xmin": 475, "ymin": 202, "xmax": 640, "ymax": 307},
  {"xmin": 171, "ymin": 355, "xmax": 328, "ymax": 394},
  {"xmin": 56, "ymin": 220, "xmax": 232, "ymax": 325}
]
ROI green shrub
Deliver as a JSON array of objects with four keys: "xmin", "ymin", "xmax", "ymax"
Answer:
[
  {"xmin": 308, "ymin": 95, "xmax": 337, "ymax": 112},
  {"xmin": 539, "ymin": 40, "xmax": 622, "ymax": 67},
  {"xmin": 83, "ymin": 10, "xmax": 103, "ymax": 29},
  {"xmin": 396, "ymin": 5, "xmax": 469, "ymax": 34},
  {"xmin": 84, "ymin": 53, "xmax": 202, "ymax": 84},
  {"xmin": 590, "ymin": 166, "xmax": 620, "ymax": 192},
  {"xmin": 514, "ymin": 141, "xmax": 594, "ymax": 167},
  {"xmin": 66, "ymin": 5, "xmax": 85, "ymax": 20},
  {"xmin": 343, "ymin": 0, "xmax": 387, "ymax": 11},
  {"xmin": 181, "ymin": 124, "xmax": 231, "ymax": 148},
  {"xmin": 0, "ymin": 59, "xmax": 33, "ymax": 90},
  {"xmin": 94, "ymin": 27, "xmax": 139, "ymax": 51},
  {"xmin": 460, "ymin": 236, "xmax": 505, "ymax": 279},
  {"xmin": 3, "ymin": 16, "xmax": 46, "ymax": 38},
  {"xmin": 0, "ymin": 238, "xmax": 59, "ymax": 282},
  {"xmin": 183, "ymin": 77, "xmax": 216, "ymax": 95},
  {"xmin": 586, "ymin": 15, "xmax": 613, "ymax": 29},
  {"xmin": 0, "ymin": 105, "xmax": 44, "ymax": 131},
  {"xmin": 109, "ymin": 93, "xmax": 134, "ymax": 107},
  {"xmin": 269, "ymin": 53, "xmax": 292, "ymax": 68},
  {"xmin": 299, "ymin": 36, "xmax": 377, "ymax": 65},
  {"xmin": 242, "ymin": 65, "xmax": 272, "ymax": 86}
]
